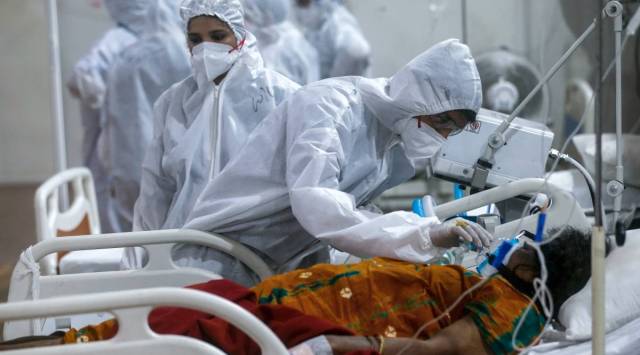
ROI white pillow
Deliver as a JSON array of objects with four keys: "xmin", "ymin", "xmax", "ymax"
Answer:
[{"xmin": 559, "ymin": 229, "xmax": 640, "ymax": 340}]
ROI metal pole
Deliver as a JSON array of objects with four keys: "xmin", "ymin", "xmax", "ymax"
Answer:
[
  {"xmin": 470, "ymin": 18, "xmax": 598, "ymax": 191},
  {"xmin": 461, "ymin": 0, "xmax": 468, "ymax": 44},
  {"xmin": 45, "ymin": 0, "xmax": 68, "ymax": 206},
  {"xmin": 591, "ymin": 1, "xmax": 609, "ymax": 354},
  {"xmin": 613, "ymin": 8, "xmax": 624, "ymax": 224}
]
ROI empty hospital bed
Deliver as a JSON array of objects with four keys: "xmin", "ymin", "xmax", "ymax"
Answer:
[
  {"xmin": 3, "ymin": 229, "xmax": 274, "ymax": 340},
  {"xmin": 33, "ymin": 167, "xmax": 120, "ymax": 276},
  {"xmin": 0, "ymin": 288, "xmax": 288, "ymax": 354}
]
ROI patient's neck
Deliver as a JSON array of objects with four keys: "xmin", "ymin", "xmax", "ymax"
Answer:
[{"xmin": 497, "ymin": 265, "xmax": 536, "ymax": 298}]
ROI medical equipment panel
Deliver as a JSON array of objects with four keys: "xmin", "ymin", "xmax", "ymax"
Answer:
[{"xmin": 431, "ymin": 109, "xmax": 554, "ymax": 187}]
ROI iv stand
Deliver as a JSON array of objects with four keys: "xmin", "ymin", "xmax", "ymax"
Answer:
[
  {"xmin": 46, "ymin": 0, "xmax": 69, "ymax": 207},
  {"xmin": 606, "ymin": 3, "xmax": 625, "ymax": 227}
]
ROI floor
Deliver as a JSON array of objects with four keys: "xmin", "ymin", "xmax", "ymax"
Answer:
[{"xmin": 0, "ymin": 184, "xmax": 38, "ymax": 340}]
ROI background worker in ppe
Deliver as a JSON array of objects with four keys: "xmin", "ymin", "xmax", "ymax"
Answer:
[
  {"xmin": 122, "ymin": 0, "xmax": 301, "ymax": 276},
  {"xmin": 293, "ymin": 0, "xmax": 371, "ymax": 79},
  {"xmin": 127, "ymin": 38, "xmax": 493, "ymax": 286},
  {"xmin": 67, "ymin": 0, "xmax": 150, "ymax": 233},
  {"xmin": 241, "ymin": 0, "xmax": 320, "ymax": 85},
  {"xmin": 103, "ymin": 0, "xmax": 191, "ymax": 232}
]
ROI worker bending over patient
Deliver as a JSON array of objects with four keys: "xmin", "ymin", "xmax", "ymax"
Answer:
[
  {"xmin": 6, "ymin": 228, "xmax": 597, "ymax": 355},
  {"xmin": 125, "ymin": 38, "xmax": 493, "ymax": 286}
]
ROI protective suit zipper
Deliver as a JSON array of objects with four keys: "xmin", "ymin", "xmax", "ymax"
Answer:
[{"xmin": 209, "ymin": 85, "xmax": 221, "ymax": 180}]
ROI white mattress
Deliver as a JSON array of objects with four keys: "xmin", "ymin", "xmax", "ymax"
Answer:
[
  {"xmin": 59, "ymin": 248, "xmax": 124, "ymax": 274},
  {"xmin": 527, "ymin": 317, "xmax": 640, "ymax": 355}
]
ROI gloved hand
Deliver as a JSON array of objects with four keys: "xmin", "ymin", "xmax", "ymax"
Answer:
[{"xmin": 428, "ymin": 218, "xmax": 494, "ymax": 250}]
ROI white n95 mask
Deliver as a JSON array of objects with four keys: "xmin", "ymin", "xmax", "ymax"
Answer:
[
  {"xmin": 393, "ymin": 117, "xmax": 446, "ymax": 171},
  {"xmin": 191, "ymin": 42, "xmax": 241, "ymax": 83}
]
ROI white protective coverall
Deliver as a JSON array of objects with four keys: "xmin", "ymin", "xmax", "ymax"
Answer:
[
  {"xmin": 104, "ymin": 0, "xmax": 191, "ymax": 232},
  {"xmin": 294, "ymin": 0, "xmax": 371, "ymax": 79},
  {"xmin": 67, "ymin": 28, "xmax": 135, "ymax": 233},
  {"xmin": 66, "ymin": 0, "xmax": 149, "ymax": 232},
  {"xmin": 242, "ymin": 0, "xmax": 319, "ymax": 84},
  {"xmin": 102, "ymin": 0, "xmax": 151, "ymax": 36},
  {"xmin": 126, "ymin": 39, "xmax": 482, "ymax": 285},
  {"xmin": 122, "ymin": 0, "xmax": 302, "ymax": 284}
]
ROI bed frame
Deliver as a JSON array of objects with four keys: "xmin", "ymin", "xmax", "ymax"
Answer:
[
  {"xmin": 0, "ymin": 288, "xmax": 288, "ymax": 354},
  {"xmin": 3, "ymin": 229, "xmax": 274, "ymax": 340}
]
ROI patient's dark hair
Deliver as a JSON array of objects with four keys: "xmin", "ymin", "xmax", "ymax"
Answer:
[{"xmin": 540, "ymin": 228, "xmax": 610, "ymax": 318}]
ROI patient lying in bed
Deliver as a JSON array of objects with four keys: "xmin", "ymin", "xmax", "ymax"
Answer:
[{"xmin": 1, "ymin": 228, "xmax": 597, "ymax": 355}]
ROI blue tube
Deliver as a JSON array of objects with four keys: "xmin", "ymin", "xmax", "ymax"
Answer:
[
  {"xmin": 535, "ymin": 213, "xmax": 547, "ymax": 242},
  {"xmin": 412, "ymin": 198, "xmax": 426, "ymax": 217},
  {"xmin": 454, "ymin": 184, "xmax": 468, "ymax": 217}
]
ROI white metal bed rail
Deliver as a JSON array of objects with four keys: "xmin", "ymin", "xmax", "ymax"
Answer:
[
  {"xmin": 34, "ymin": 167, "xmax": 101, "ymax": 275},
  {"xmin": 434, "ymin": 178, "xmax": 591, "ymax": 239},
  {"xmin": 29, "ymin": 229, "xmax": 274, "ymax": 280},
  {"xmin": 0, "ymin": 288, "xmax": 289, "ymax": 355},
  {"xmin": 5, "ymin": 229, "xmax": 274, "ymax": 340}
]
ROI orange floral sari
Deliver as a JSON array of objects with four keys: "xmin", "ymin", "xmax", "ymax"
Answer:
[{"xmin": 253, "ymin": 257, "xmax": 545, "ymax": 354}]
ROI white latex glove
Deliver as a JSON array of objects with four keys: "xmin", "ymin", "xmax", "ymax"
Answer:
[{"xmin": 428, "ymin": 218, "xmax": 494, "ymax": 250}]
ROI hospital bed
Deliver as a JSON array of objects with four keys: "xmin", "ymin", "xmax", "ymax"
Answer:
[
  {"xmin": 0, "ymin": 288, "xmax": 288, "ymax": 354},
  {"xmin": 3, "ymin": 229, "xmax": 274, "ymax": 340},
  {"xmin": 528, "ymin": 317, "xmax": 640, "ymax": 355},
  {"xmin": 2, "ymin": 178, "xmax": 594, "ymax": 342},
  {"xmin": 34, "ymin": 167, "xmax": 118, "ymax": 276}
]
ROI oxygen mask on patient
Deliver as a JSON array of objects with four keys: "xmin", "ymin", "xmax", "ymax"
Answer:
[{"xmin": 476, "ymin": 230, "xmax": 536, "ymax": 277}]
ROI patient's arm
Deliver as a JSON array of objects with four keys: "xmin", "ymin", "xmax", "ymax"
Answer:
[
  {"xmin": 326, "ymin": 316, "xmax": 490, "ymax": 355},
  {"xmin": 0, "ymin": 334, "xmax": 64, "ymax": 351}
]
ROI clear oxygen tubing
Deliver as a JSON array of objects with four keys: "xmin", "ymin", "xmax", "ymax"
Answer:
[{"xmin": 548, "ymin": 149, "xmax": 606, "ymax": 223}]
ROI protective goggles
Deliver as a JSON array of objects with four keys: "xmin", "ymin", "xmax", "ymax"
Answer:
[{"xmin": 417, "ymin": 113, "xmax": 468, "ymax": 136}]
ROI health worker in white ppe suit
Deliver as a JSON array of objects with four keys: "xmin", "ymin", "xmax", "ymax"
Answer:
[
  {"xmin": 104, "ymin": 0, "xmax": 191, "ymax": 232},
  {"xmin": 126, "ymin": 39, "xmax": 493, "ymax": 286},
  {"xmin": 66, "ymin": 0, "xmax": 149, "ymax": 232},
  {"xmin": 121, "ymin": 0, "xmax": 301, "ymax": 281},
  {"xmin": 241, "ymin": 0, "xmax": 319, "ymax": 84},
  {"xmin": 293, "ymin": 0, "xmax": 371, "ymax": 79}
]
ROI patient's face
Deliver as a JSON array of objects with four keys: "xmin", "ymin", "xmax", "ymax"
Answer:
[{"xmin": 505, "ymin": 244, "xmax": 540, "ymax": 283}]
